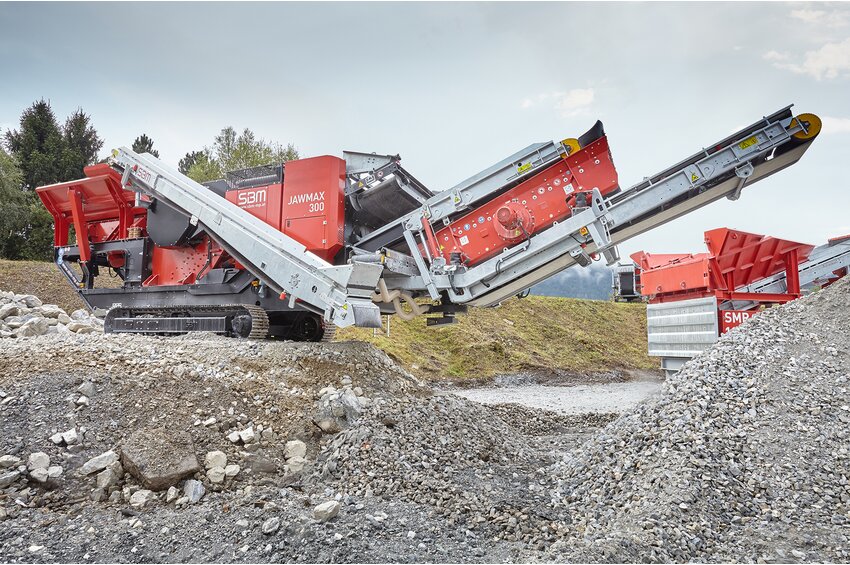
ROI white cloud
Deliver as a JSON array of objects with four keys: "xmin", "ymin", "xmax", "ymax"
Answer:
[
  {"xmin": 520, "ymin": 88, "xmax": 595, "ymax": 117},
  {"xmin": 554, "ymin": 88, "xmax": 595, "ymax": 117},
  {"xmin": 790, "ymin": 8, "xmax": 849, "ymax": 27},
  {"xmin": 790, "ymin": 9, "xmax": 827, "ymax": 24},
  {"xmin": 821, "ymin": 115, "xmax": 850, "ymax": 135},
  {"xmin": 768, "ymin": 37, "xmax": 850, "ymax": 80},
  {"xmin": 763, "ymin": 50, "xmax": 789, "ymax": 62}
]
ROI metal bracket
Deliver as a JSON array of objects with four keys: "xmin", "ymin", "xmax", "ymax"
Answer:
[{"xmin": 728, "ymin": 162, "xmax": 755, "ymax": 201}]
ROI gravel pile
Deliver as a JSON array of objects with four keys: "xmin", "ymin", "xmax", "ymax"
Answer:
[
  {"xmin": 0, "ymin": 292, "xmax": 102, "ymax": 338},
  {"xmin": 542, "ymin": 277, "xmax": 850, "ymax": 563},
  {"xmin": 315, "ymin": 394, "xmax": 566, "ymax": 548}
]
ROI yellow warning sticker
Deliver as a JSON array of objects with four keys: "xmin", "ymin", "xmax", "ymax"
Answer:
[
  {"xmin": 579, "ymin": 226, "xmax": 590, "ymax": 237},
  {"xmin": 738, "ymin": 136, "xmax": 758, "ymax": 150},
  {"xmin": 517, "ymin": 162, "xmax": 532, "ymax": 174},
  {"xmin": 691, "ymin": 172, "xmax": 699, "ymax": 182}
]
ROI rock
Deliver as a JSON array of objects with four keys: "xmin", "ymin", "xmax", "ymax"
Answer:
[
  {"xmin": 16, "ymin": 317, "xmax": 50, "ymax": 337},
  {"xmin": 120, "ymin": 429, "xmax": 200, "ymax": 490},
  {"xmin": 207, "ymin": 466, "xmax": 226, "ymax": 484},
  {"xmin": 61, "ymin": 428, "xmax": 78, "ymax": 445},
  {"xmin": 79, "ymin": 450, "xmax": 119, "ymax": 475},
  {"xmin": 47, "ymin": 466, "xmax": 63, "ymax": 479},
  {"xmin": 166, "ymin": 486, "xmax": 179, "ymax": 503},
  {"xmin": 313, "ymin": 500, "xmax": 341, "ymax": 522},
  {"xmin": 49, "ymin": 432, "xmax": 64, "ymax": 445},
  {"xmin": 129, "ymin": 489, "xmax": 155, "ymax": 509},
  {"xmin": 29, "ymin": 468, "xmax": 49, "ymax": 483},
  {"xmin": 57, "ymin": 313, "xmax": 71, "ymax": 325},
  {"xmin": 96, "ymin": 468, "xmax": 120, "ymax": 489},
  {"xmin": 236, "ymin": 519, "xmax": 249, "ymax": 528},
  {"xmin": 315, "ymin": 418, "xmax": 341, "ymax": 434},
  {"xmin": 67, "ymin": 321, "xmax": 96, "ymax": 333},
  {"xmin": 244, "ymin": 454, "xmax": 277, "ymax": 474},
  {"xmin": 204, "ymin": 451, "xmax": 227, "ymax": 469},
  {"xmin": 38, "ymin": 304, "xmax": 63, "ymax": 318},
  {"xmin": 261, "ymin": 517, "xmax": 280, "ymax": 535},
  {"xmin": 183, "ymin": 479, "xmax": 205, "ymax": 503},
  {"xmin": 0, "ymin": 303, "xmax": 20, "ymax": 320},
  {"xmin": 0, "ymin": 471, "xmax": 21, "ymax": 488},
  {"xmin": 18, "ymin": 295, "xmax": 42, "ymax": 308},
  {"xmin": 0, "ymin": 455, "xmax": 21, "ymax": 469},
  {"xmin": 70, "ymin": 309, "xmax": 89, "ymax": 321},
  {"xmin": 224, "ymin": 464, "xmax": 240, "ymax": 478},
  {"xmin": 27, "ymin": 452, "xmax": 50, "ymax": 470},
  {"xmin": 285, "ymin": 455, "xmax": 308, "ymax": 474},
  {"xmin": 285, "ymin": 440, "xmax": 307, "ymax": 460},
  {"xmin": 227, "ymin": 431, "xmax": 241, "ymax": 443},
  {"xmin": 76, "ymin": 395, "xmax": 90, "ymax": 406},
  {"xmin": 77, "ymin": 381, "xmax": 96, "ymax": 397},
  {"xmin": 238, "ymin": 427, "xmax": 255, "ymax": 444}
]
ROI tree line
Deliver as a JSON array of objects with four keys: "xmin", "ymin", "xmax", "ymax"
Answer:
[{"xmin": 0, "ymin": 99, "xmax": 299, "ymax": 261}]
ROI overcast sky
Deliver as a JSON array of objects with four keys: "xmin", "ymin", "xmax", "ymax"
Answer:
[{"xmin": 1, "ymin": 1, "xmax": 848, "ymax": 261}]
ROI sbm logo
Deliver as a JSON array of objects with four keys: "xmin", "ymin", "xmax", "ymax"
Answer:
[{"xmin": 237, "ymin": 188, "xmax": 267, "ymax": 209}]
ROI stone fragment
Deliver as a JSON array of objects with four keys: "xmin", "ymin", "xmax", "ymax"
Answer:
[
  {"xmin": 207, "ymin": 466, "xmax": 226, "ymax": 484},
  {"xmin": 0, "ymin": 455, "xmax": 21, "ymax": 468},
  {"xmin": 61, "ymin": 428, "xmax": 78, "ymax": 445},
  {"xmin": 29, "ymin": 468, "xmax": 49, "ymax": 483},
  {"xmin": 96, "ymin": 468, "xmax": 120, "ymax": 489},
  {"xmin": 79, "ymin": 451, "xmax": 119, "ymax": 475},
  {"xmin": 313, "ymin": 500, "xmax": 341, "ymax": 522},
  {"xmin": 0, "ymin": 471, "xmax": 21, "ymax": 487},
  {"xmin": 204, "ymin": 451, "xmax": 227, "ymax": 469},
  {"xmin": 120, "ymin": 429, "xmax": 200, "ymax": 491},
  {"xmin": 166, "ymin": 486, "xmax": 179, "ymax": 503},
  {"xmin": 183, "ymin": 479, "xmax": 205, "ymax": 503},
  {"xmin": 227, "ymin": 431, "xmax": 241, "ymax": 443},
  {"xmin": 261, "ymin": 517, "xmax": 280, "ymax": 535},
  {"xmin": 47, "ymin": 466, "xmax": 63, "ymax": 479},
  {"xmin": 77, "ymin": 381, "xmax": 96, "ymax": 397},
  {"xmin": 27, "ymin": 452, "xmax": 50, "ymax": 470},
  {"xmin": 224, "ymin": 464, "xmax": 240, "ymax": 478},
  {"xmin": 285, "ymin": 455, "xmax": 308, "ymax": 474},
  {"xmin": 285, "ymin": 440, "xmax": 307, "ymax": 460},
  {"xmin": 238, "ymin": 427, "xmax": 255, "ymax": 444},
  {"xmin": 129, "ymin": 489, "xmax": 155, "ymax": 509}
]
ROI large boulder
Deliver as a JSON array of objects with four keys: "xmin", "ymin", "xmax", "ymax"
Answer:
[{"xmin": 120, "ymin": 429, "xmax": 200, "ymax": 491}]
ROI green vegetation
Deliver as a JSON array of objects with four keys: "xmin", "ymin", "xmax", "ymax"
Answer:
[
  {"xmin": 338, "ymin": 295, "xmax": 656, "ymax": 380},
  {"xmin": 1, "ymin": 101, "xmax": 104, "ymax": 260},
  {"xmin": 185, "ymin": 127, "xmax": 299, "ymax": 182},
  {"xmin": 131, "ymin": 134, "xmax": 160, "ymax": 158}
]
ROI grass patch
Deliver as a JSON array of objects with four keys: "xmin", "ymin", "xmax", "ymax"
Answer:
[{"xmin": 338, "ymin": 294, "xmax": 656, "ymax": 380}]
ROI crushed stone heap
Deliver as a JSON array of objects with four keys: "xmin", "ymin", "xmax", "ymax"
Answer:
[
  {"xmin": 0, "ymin": 291, "xmax": 102, "ymax": 338},
  {"xmin": 544, "ymin": 277, "xmax": 850, "ymax": 563}
]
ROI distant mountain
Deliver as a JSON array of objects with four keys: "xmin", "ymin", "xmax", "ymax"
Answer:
[{"xmin": 529, "ymin": 263, "xmax": 613, "ymax": 300}]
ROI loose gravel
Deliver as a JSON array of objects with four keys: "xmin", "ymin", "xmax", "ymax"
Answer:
[{"xmin": 0, "ymin": 276, "xmax": 847, "ymax": 563}]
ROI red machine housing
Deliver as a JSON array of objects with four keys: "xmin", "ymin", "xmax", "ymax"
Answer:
[
  {"xmin": 37, "ymin": 156, "xmax": 347, "ymax": 290},
  {"xmin": 225, "ymin": 156, "xmax": 346, "ymax": 262},
  {"xmin": 632, "ymin": 228, "xmax": 815, "ymax": 334},
  {"xmin": 434, "ymin": 134, "xmax": 618, "ymax": 266}
]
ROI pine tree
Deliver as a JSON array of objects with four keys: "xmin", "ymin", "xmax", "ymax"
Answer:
[
  {"xmin": 178, "ymin": 150, "xmax": 204, "ymax": 175},
  {"xmin": 132, "ymin": 134, "xmax": 160, "ymax": 158},
  {"xmin": 61, "ymin": 108, "xmax": 104, "ymax": 180},
  {"xmin": 4, "ymin": 99, "xmax": 66, "ymax": 190}
]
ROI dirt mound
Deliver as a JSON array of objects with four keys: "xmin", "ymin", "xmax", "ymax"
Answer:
[{"xmin": 542, "ymin": 278, "xmax": 850, "ymax": 562}]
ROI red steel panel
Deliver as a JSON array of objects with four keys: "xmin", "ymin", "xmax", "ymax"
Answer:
[
  {"xmin": 703, "ymin": 228, "xmax": 814, "ymax": 289},
  {"xmin": 435, "ymin": 135, "xmax": 618, "ymax": 266}
]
